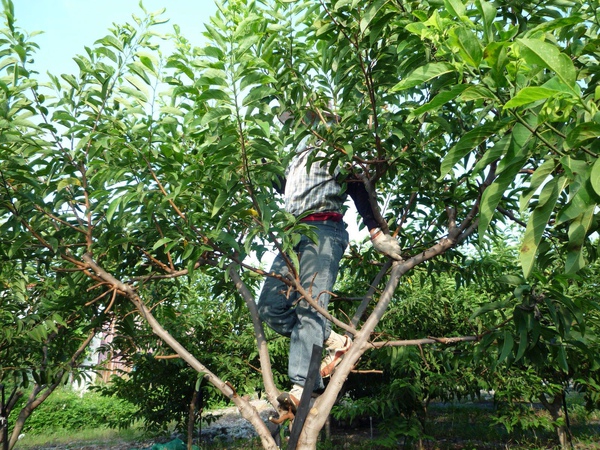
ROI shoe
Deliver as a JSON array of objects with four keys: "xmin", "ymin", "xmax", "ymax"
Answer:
[
  {"xmin": 320, "ymin": 334, "xmax": 352, "ymax": 378},
  {"xmin": 277, "ymin": 391, "xmax": 300, "ymax": 413},
  {"xmin": 277, "ymin": 384, "xmax": 302, "ymax": 413}
]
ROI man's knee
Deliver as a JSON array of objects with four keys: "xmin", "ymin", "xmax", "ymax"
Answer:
[
  {"xmin": 257, "ymin": 299, "xmax": 269, "ymax": 323},
  {"xmin": 257, "ymin": 295, "xmax": 283, "ymax": 329}
]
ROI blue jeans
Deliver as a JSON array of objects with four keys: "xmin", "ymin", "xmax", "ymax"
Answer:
[{"xmin": 258, "ymin": 220, "xmax": 349, "ymax": 390}]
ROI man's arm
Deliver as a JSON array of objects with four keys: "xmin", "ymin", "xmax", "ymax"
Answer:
[
  {"xmin": 346, "ymin": 176, "xmax": 403, "ymax": 260},
  {"xmin": 274, "ymin": 174, "xmax": 286, "ymax": 195},
  {"xmin": 346, "ymin": 177, "xmax": 378, "ymax": 230}
]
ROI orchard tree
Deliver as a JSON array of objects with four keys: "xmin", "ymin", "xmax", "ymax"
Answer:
[
  {"xmin": 0, "ymin": 254, "xmax": 109, "ymax": 447},
  {"xmin": 1, "ymin": 0, "xmax": 599, "ymax": 449},
  {"xmin": 338, "ymin": 235, "xmax": 600, "ymax": 447}
]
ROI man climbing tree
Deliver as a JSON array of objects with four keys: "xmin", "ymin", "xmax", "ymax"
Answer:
[{"xmin": 258, "ymin": 111, "xmax": 402, "ymax": 412}]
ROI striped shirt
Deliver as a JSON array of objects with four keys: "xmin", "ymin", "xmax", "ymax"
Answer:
[
  {"xmin": 280, "ymin": 136, "xmax": 378, "ymax": 230},
  {"xmin": 284, "ymin": 140, "xmax": 345, "ymax": 217}
]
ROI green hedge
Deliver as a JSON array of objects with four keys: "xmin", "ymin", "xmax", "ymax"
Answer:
[{"xmin": 13, "ymin": 388, "xmax": 138, "ymax": 434}]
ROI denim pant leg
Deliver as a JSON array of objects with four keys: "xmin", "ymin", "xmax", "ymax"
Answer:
[
  {"xmin": 257, "ymin": 252, "xmax": 298, "ymax": 337},
  {"xmin": 289, "ymin": 221, "xmax": 349, "ymax": 390}
]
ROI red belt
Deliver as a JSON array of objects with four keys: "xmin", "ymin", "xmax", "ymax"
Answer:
[{"xmin": 300, "ymin": 212, "xmax": 343, "ymax": 222}]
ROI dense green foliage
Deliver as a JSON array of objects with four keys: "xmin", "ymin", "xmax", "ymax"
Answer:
[
  {"xmin": 1, "ymin": 0, "xmax": 600, "ymax": 448},
  {"xmin": 335, "ymin": 241, "xmax": 600, "ymax": 445},
  {"xmin": 12, "ymin": 388, "xmax": 136, "ymax": 434}
]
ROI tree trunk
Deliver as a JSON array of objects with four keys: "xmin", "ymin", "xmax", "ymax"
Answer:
[
  {"xmin": 539, "ymin": 391, "xmax": 570, "ymax": 450},
  {"xmin": 291, "ymin": 229, "xmax": 473, "ymax": 448},
  {"xmin": 0, "ymin": 386, "xmax": 23, "ymax": 450},
  {"xmin": 556, "ymin": 423, "xmax": 569, "ymax": 450},
  {"xmin": 8, "ymin": 383, "xmax": 55, "ymax": 450},
  {"xmin": 83, "ymin": 198, "xmax": 478, "ymax": 450},
  {"xmin": 187, "ymin": 389, "xmax": 198, "ymax": 450},
  {"xmin": 7, "ymin": 331, "xmax": 95, "ymax": 450}
]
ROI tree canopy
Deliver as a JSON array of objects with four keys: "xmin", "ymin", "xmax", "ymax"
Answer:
[{"xmin": 1, "ymin": 0, "xmax": 599, "ymax": 448}]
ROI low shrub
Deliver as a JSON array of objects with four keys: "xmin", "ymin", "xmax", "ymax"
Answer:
[{"xmin": 13, "ymin": 388, "xmax": 138, "ymax": 434}]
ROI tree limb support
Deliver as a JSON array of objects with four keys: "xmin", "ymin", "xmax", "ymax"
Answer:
[{"xmin": 82, "ymin": 254, "xmax": 278, "ymax": 450}]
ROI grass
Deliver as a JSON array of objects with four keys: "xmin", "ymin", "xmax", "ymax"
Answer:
[{"xmin": 17, "ymin": 426, "xmax": 149, "ymax": 449}]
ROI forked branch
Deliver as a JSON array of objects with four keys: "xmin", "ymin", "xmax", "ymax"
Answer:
[{"xmin": 82, "ymin": 254, "xmax": 279, "ymax": 450}]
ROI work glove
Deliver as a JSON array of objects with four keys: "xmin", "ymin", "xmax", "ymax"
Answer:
[{"xmin": 371, "ymin": 228, "xmax": 403, "ymax": 260}]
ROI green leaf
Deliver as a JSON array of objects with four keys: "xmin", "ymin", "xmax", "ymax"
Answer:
[
  {"xmin": 517, "ymin": 38, "xmax": 576, "ymax": 88},
  {"xmin": 128, "ymin": 61, "xmax": 152, "ymax": 85},
  {"xmin": 57, "ymin": 177, "xmax": 82, "ymax": 191},
  {"xmin": 444, "ymin": 0, "xmax": 466, "ymax": 19},
  {"xmin": 497, "ymin": 275, "xmax": 525, "ymax": 286},
  {"xmin": 125, "ymin": 75, "xmax": 149, "ymax": 95},
  {"xmin": 242, "ymin": 85, "xmax": 276, "ymax": 107},
  {"xmin": 555, "ymin": 160, "xmax": 593, "ymax": 226},
  {"xmin": 200, "ymin": 46, "xmax": 225, "ymax": 60},
  {"xmin": 0, "ymin": 56, "xmax": 17, "ymax": 72},
  {"xmin": 565, "ymin": 205, "xmax": 595, "ymax": 274},
  {"xmin": 520, "ymin": 159, "xmax": 556, "ymax": 211},
  {"xmin": 478, "ymin": 137, "xmax": 528, "ymax": 239},
  {"xmin": 61, "ymin": 74, "xmax": 79, "ymax": 89},
  {"xmin": 515, "ymin": 326, "xmax": 528, "ymax": 362},
  {"xmin": 475, "ymin": 0, "xmax": 497, "ymax": 43},
  {"xmin": 470, "ymin": 300, "xmax": 510, "ymax": 320},
  {"xmin": 360, "ymin": 0, "xmax": 387, "ymax": 33},
  {"xmin": 459, "ymin": 85, "xmax": 495, "ymax": 102},
  {"xmin": 203, "ymin": 23, "xmax": 227, "ymax": 50},
  {"xmin": 152, "ymin": 237, "xmax": 173, "ymax": 251},
  {"xmin": 391, "ymin": 62, "xmax": 455, "ymax": 92},
  {"xmin": 196, "ymin": 68, "xmax": 228, "ymax": 87},
  {"xmin": 9, "ymin": 234, "xmax": 30, "ymax": 258},
  {"xmin": 451, "ymin": 27, "xmax": 482, "ymax": 67},
  {"xmin": 498, "ymin": 330, "xmax": 514, "ymax": 363},
  {"xmin": 439, "ymin": 121, "xmax": 504, "ymax": 179},
  {"xmin": 316, "ymin": 21, "xmax": 336, "ymax": 37},
  {"xmin": 138, "ymin": 53, "xmax": 157, "ymax": 74},
  {"xmin": 198, "ymin": 89, "xmax": 231, "ymax": 103},
  {"xmin": 520, "ymin": 176, "xmax": 568, "ymax": 278},
  {"xmin": 405, "ymin": 22, "xmax": 433, "ymax": 39},
  {"xmin": 119, "ymin": 86, "xmax": 147, "ymax": 103},
  {"xmin": 200, "ymin": 107, "xmax": 232, "ymax": 126},
  {"xmin": 106, "ymin": 196, "xmax": 122, "ymax": 223},
  {"xmin": 512, "ymin": 308, "xmax": 529, "ymax": 361},
  {"xmin": 239, "ymin": 72, "xmax": 277, "ymax": 91},
  {"xmin": 160, "ymin": 106, "xmax": 184, "ymax": 116},
  {"xmin": 524, "ymin": 16, "xmax": 584, "ymax": 38},
  {"xmin": 472, "ymin": 133, "xmax": 511, "ymax": 174},
  {"xmin": 504, "ymin": 87, "xmax": 562, "ymax": 109},
  {"xmin": 591, "ymin": 158, "xmax": 600, "ymax": 197},
  {"xmin": 211, "ymin": 189, "xmax": 230, "ymax": 217},
  {"xmin": 410, "ymin": 85, "xmax": 469, "ymax": 118},
  {"xmin": 566, "ymin": 123, "xmax": 600, "ymax": 148},
  {"xmin": 556, "ymin": 345, "xmax": 569, "ymax": 372},
  {"xmin": 95, "ymin": 46, "xmax": 117, "ymax": 63},
  {"xmin": 95, "ymin": 35, "xmax": 124, "ymax": 52}
]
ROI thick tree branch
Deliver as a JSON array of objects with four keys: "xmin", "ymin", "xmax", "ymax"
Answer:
[
  {"xmin": 227, "ymin": 266, "xmax": 280, "ymax": 408},
  {"xmin": 8, "ymin": 330, "xmax": 96, "ymax": 449},
  {"xmin": 82, "ymin": 254, "xmax": 278, "ymax": 450},
  {"xmin": 303, "ymin": 201, "xmax": 482, "ymax": 443}
]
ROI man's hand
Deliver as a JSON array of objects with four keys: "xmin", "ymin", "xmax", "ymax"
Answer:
[{"xmin": 370, "ymin": 228, "xmax": 402, "ymax": 260}]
